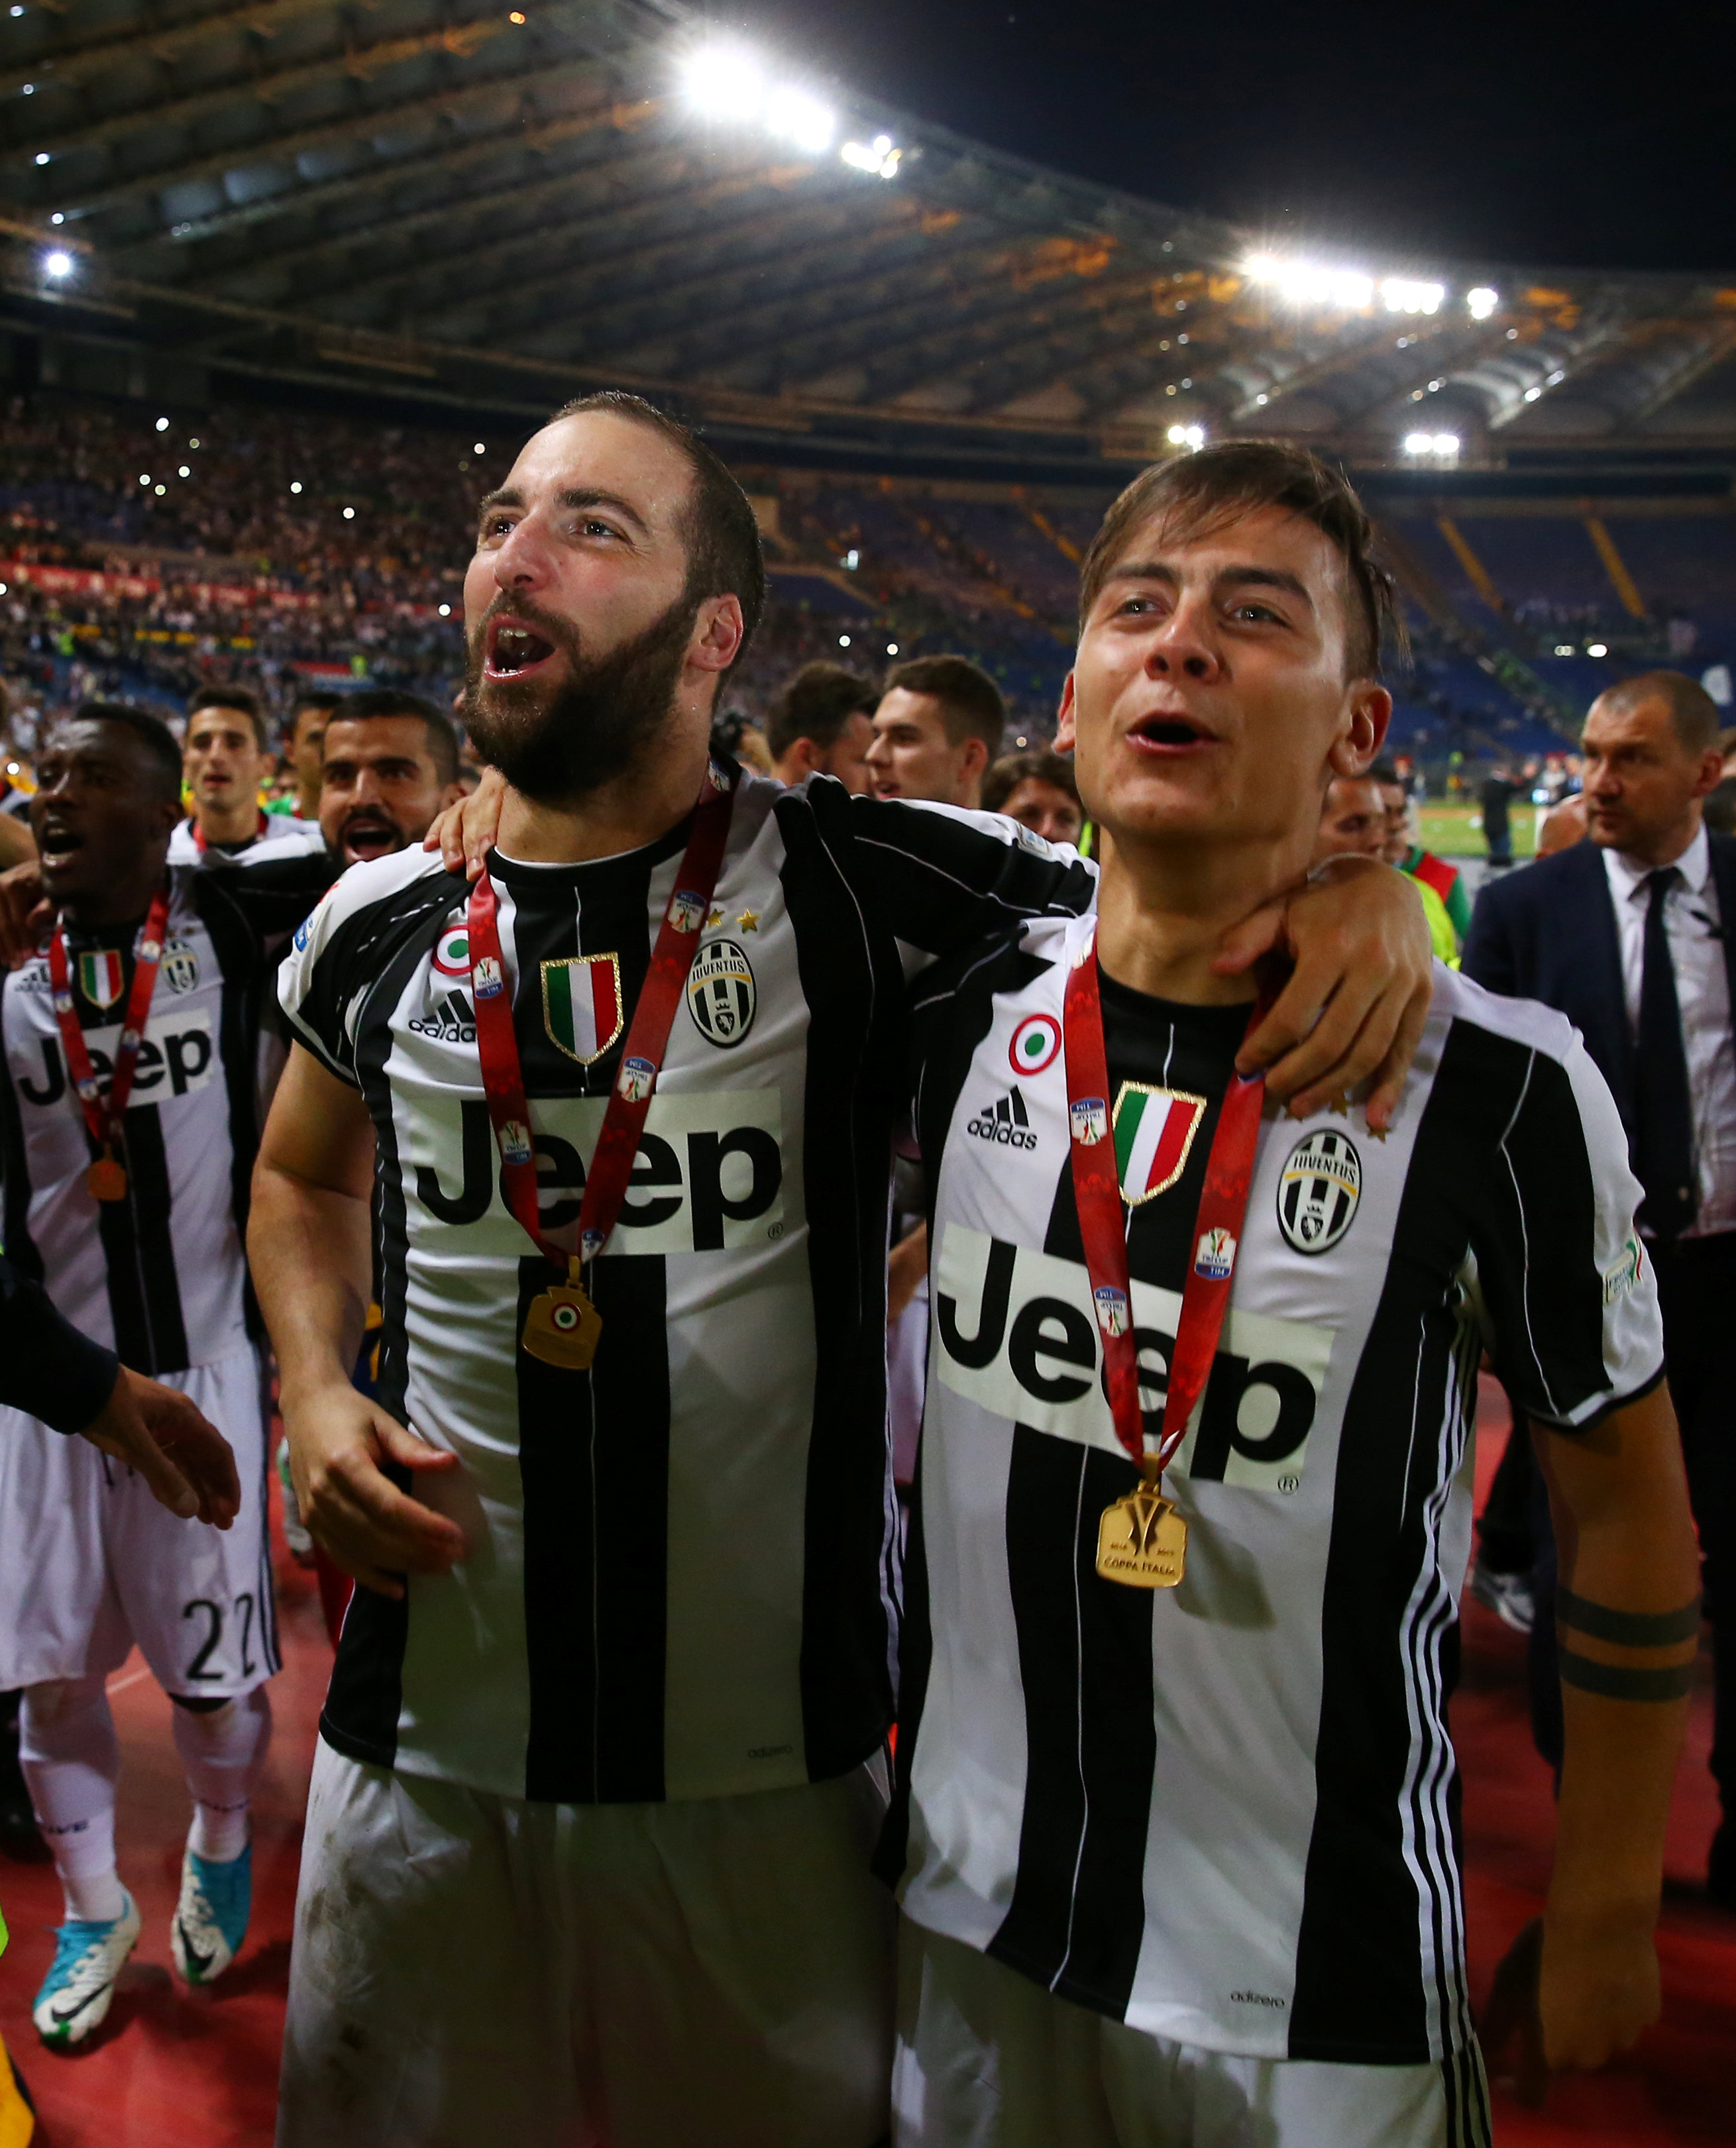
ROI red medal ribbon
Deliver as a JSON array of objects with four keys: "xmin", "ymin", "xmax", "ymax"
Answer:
[
  {"xmin": 466, "ymin": 765, "xmax": 735, "ymax": 1280},
  {"xmin": 1063, "ymin": 926, "xmax": 1268, "ymax": 1476},
  {"xmin": 48, "ymin": 885, "xmax": 173, "ymax": 1195}
]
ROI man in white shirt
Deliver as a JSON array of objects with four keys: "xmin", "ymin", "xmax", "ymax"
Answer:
[{"xmin": 1464, "ymin": 670, "xmax": 1736, "ymax": 1910}]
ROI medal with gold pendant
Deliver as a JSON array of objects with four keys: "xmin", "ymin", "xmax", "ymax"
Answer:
[
  {"xmin": 1062, "ymin": 925, "xmax": 1270, "ymax": 1592},
  {"xmin": 466, "ymin": 761, "xmax": 737, "ymax": 1376},
  {"xmin": 521, "ymin": 1256, "xmax": 604, "ymax": 1370}
]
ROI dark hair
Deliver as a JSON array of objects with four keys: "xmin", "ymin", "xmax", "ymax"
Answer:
[
  {"xmin": 1598, "ymin": 670, "xmax": 1721, "ymax": 757},
  {"xmin": 327, "ymin": 686, "xmax": 459, "ymax": 786},
  {"xmin": 64, "ymin": 700, "xmax": 183, "ymax": 803},
  {"xmin": 1368, "ymin": 757, "xmax": 1404, "ymax": 787},
  {"xmin": 765, "ymin": 661, "xmax": 876, "ymax": 761},
  {"xmin": 551, "ymin": 391, "xmax": 767, "ymax": 678},
  {"xmin": 1704, "ymin": 776, "xmax": 1736, "ymax": 837},
  {"xmin": 981, "ymin": 749, "xmax": 1080, "ymax": 814},
  {"xmin": 291, "ymin": 689, "xmax": 345, "ymax": 729},
  {"xmin": 188, "ymin": 682, "xmax": 266, "ymax": 749},
  {"xmin": 1077, "ymin": 440, "xmax": 1403, "ymax": 681},
  {"xmin": 883, "ymin": 654, "xmax": 1005, "ymax": 757}
]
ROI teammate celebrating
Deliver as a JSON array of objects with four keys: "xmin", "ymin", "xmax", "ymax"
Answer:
[
  {"xmin": 767, "ymin": 661, "xmax": 878, "ymax": 793},
  {"xmin": 169, "ymin": 687, "xmax": 324, "ymax": 865},
  {"xmin": 251, "ymin": 393, "xmax": 1432, "ymax": 2147},
  {"xmin": 866, "ymin": 655, "xmax": 1004, "ymax": 808},
  {"xmin": 883, "ymin": 443, "xmax": 1698, "ymax": 2145},
  {"xmin": 0, "ymin": 704, "xmax": 333, "ymax": 2049},
  {"xmin": 316, "ymin": 688, "xmax": 465, "ymax": 868}
]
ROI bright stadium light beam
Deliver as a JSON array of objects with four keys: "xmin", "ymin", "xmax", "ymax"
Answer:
[
  {"xmin": 1382, "ymin": 278, "xmax": 1444, "ymax": 315},
  {"xmin": 41, "ymin": 248, "xmax": 73, "ymax": 280},
  {"xmin": 1243, "ymin": 256, "xmax": 1374, "ymax": 310},
  {"xmin": 841, "ymin": 132, "xmax": 900, "ymax": 178},
  {"xmin": 1466, "ymin": 286, "xmax": 1499, "ymax": 319},
  {"xmin": 765, "ymin": 84, "xmax": 835, "ymax": 154},
  {"xmin": 1167, "ymin": 423, "xmax": 1205, "ymax": 450},
  {"xmin": 680, "ymin": 44, "xmax": 766, "ymax": 123}
]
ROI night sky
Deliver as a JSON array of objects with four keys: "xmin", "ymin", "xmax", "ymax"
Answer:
[{"xmin": 729, "ymin": 0, "xmax": 1735, "ymax": 276}]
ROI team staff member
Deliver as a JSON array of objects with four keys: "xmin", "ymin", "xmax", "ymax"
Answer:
[
  {"xmin": 885, "ymin": 443, "xmax": 1698, "ymax": 2145},
  {"xmin": 866, "ymin": 655, "xmax": 1004, "ymax": 808},
  {"xmin": 1372, "ymin": 760, "xmax": 1470, "ymax": 944},
  {"xmin": 0, "ymin": 706, "xmax": 335, "ymax": 2049},
  {"xmin": 767, "ymin": 662, "xmax": 877, "ymax": 794},
  {"xmin": 1317, "ymin": 772, "xmax": 1458, "ymax": 963},
  {"xmin": 170, "ymin": 688, "xmax": 325, "ymax": 865},
  {"xmin": 253, "ymin": 390, "xmax": 1433, "ymax": 2148},
  {"xmin": 1464, "ymin": 672, "xmax": 1736, "ymax": 1909},
  {"xmin": 317, "ymin": 688, "xmax": 466, "ymax": 869},
  {"xmin": 983, "ymin": 749, "xmax": 1084, "ymax": 847}
]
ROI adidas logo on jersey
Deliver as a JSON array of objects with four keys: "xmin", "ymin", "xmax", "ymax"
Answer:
[
  {"xmin": 966, "ymin": 1087, "xmax": 1037, "ymax": 1150},
  {"xmin": 409, "ymin": 992, "xmax": 476, "ymax": 1045},
  {"xmin": 932, "ymin": 1222, "xmax": 1333, "ymax": 1493}
]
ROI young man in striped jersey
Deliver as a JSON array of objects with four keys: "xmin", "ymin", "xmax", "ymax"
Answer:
[
  {"xmin": 0, "ymin": 705, "xmax": 336, "ymax": 2049},
  {"xmin": 250, "ymin": 392, "xmax": 1433, "ymax": 2148},
  {"xmin": 883, "ymin": 442, "xmax": 1700, "ymax": 2147}
]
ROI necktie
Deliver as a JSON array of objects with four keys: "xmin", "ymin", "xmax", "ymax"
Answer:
[{"xmin": 1634, "ymin": 866, "xmax": 1697, "ymax": 1239}]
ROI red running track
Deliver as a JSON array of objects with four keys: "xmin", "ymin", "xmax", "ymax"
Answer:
[{"xmin": 0, "ymin": 1401, "xmax": 1732, "ymax": 2143}]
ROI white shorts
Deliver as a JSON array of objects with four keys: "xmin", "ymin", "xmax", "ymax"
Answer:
[
  {"xmin": 0, "ymin": 1342, "xmax": 277, "ymax": 1697},
  {"xmin": 278, "ymin": 1739, "xmax": 898, "ymax": 2148},
  {"xmin": 893, "ymin": 1921, "xmax": 1492, "ymax": 2148}
]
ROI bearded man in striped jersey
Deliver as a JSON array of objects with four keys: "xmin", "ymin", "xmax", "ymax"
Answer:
[{"xmin": 250, "ymin": 394, "xmax": 1435, "ymax": 2148}]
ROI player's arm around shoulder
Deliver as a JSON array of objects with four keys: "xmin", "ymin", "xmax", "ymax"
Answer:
[{"xmin": 251, "ymin": 1041, "xmax": 466, "ymax": 1601}]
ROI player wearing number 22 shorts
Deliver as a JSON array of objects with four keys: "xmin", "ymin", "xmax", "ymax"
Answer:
[{"xmin": 0, "ymin": 704, "xmax": 336, "ymax": 2048}]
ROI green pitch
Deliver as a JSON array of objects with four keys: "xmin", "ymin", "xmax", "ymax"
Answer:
[{"xmin": 1419, "ymin": 803, "xmax": 1539, "ymax": 861}]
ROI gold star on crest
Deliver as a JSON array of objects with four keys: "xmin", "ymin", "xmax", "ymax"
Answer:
[
  {"xmin": 705, "ymin": 906, "xmax": 724, "ymax": 930},
  {"xmin": 736, "ymin": 908, "xmax": 760, "ymax": 932}
]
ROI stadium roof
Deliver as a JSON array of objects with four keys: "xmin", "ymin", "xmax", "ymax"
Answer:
[{"xmin": 4, "ymin": 0, "xmax": 1735, "ymax": 486}]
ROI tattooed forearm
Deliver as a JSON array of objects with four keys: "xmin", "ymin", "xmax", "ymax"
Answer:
[{"xmin": 1557, "ymin": 1589, "xmax": 1702, "ymax": 1648}]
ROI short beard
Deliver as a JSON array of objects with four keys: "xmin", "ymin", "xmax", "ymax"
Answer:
[{"xmin": 462, "ymin": 591, "xmax": 700, "ymax": 805}]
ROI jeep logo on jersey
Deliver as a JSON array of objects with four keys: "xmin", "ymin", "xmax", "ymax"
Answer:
[
  {"xmin": 932, "ymin": 1224, "xmax": 1333, "ymax": 1491},
  {"xmin": 412, "ymin": 1090, "xmax": 788, "ymax": 1254},
  {"xmin": 967, "ymin": 1087, "xmax": 1036, "ymax": 1149},
  {"xmin": 1277, "ymin": 1130, "xmax": 1362, "ymax": 1255},
  {"xmin": 160, "ymin": 939, "xmax": 200, "ymax": 995},
  {"xmin": 17, "ymin": 1006, "xmax": 218, "ymax": 1110},
  {"xmin": 1113, "ymin": 1083, "xmax": 1205, "ymax": 1203},
  {"xmin": 686, "ymin": 939, "xmax": 756, "ymax": 1048},
  {"xmin": 542, "ymin": 953, "xmax": 624, "ymax": 1065}
]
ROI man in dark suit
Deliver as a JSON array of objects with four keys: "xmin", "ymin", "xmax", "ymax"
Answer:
[{"xmin": 1464, "ymin": 669, "xmax": 1735, "ymax": 1908}]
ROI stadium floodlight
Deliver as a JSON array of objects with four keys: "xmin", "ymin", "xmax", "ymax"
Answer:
[
  {"xmin": 1587, "ymin": 642, "xmax": 1608, "ymax": 657},
  {"xmin": 680, "ymin": 44, "xmax": 766, "ymax": 123},
  {"xmin": 1382, "ymin": 278, "xmax": 1444, "ymax": 315},
  {"xmin": 1166, "ymin": 423, "xmax": 1205, "ymax": 451},
  {"xmin": 50, "ymin": 212, "xmax": 63, "ymax": 223},
  {"xmin": 838, "ymin": 633, "xmax": 852, "ymax": 648},
  {"xmin": 439, "ymin": 604, "xmax": 453, "ymax": 618},
  {"xmin": 886, "ymin": 642, "xmax": 899, "ymax": 655},
  {"xmin": 290, "ymin": 481, "xmax": 303, "ymax": 494},
  {"xmin": 41, "ymin": 248, "xmax": 72, "ymax": 280},
  {"xmin": 474, "ymin": 442, "xmax": 486, "ymax": 455},
  {"xmin": 1403, "ymin": 432, "xmax": 1459, "ymax": 458},
  {"xmin": 1466, "ymin": 286, "xmax": 1499, "ymax": 320},
  {"xmin": 33, "ymin": 152, "xmax": 49, "ymax": 166},
  {"xmin": 343, "ymin": 506, "xmax": 356, "ymax": 519},
  {"xmin": 1244, "ymin": 255, "xmax": 1373, "ymax": 309},
  {"xmin": 765, "ymin": 85, "xmax": 835, "ymax": 155},
  {"xmin": 155, "ymin": 416, "xmax": 169, "ymax": 431},
  {"xmin": 841, "ymin": 133, "xmax": 900, "ymax": 178},
  {"xmin": 842, "ymin": 548, "xmax": 859, "ymax": 570},
  {"xmin": 178, "ymin": 465, "xmax": 190, "ymax": 477},
  {"xmin": 1523, "ymin": 385, "xmax": 1543, "ymax": 401},
  {"xmin": 1554, "ymin": 643, "xmax": 1576, "ymax": 656}
]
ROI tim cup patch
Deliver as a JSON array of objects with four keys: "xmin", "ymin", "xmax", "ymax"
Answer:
[{"xmin": 1603, "ymin": 1235, "xmax": 1645, "ymax": 1306}]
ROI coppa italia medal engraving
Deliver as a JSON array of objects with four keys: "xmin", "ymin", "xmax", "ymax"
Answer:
[
  {"xmin": 521, "ymin": 1264, "xmax": 603, "ymax": 1371},
  {"xmin": 1096, "ymin": 1464, "xmax": 1188, "ymax": 1589}
]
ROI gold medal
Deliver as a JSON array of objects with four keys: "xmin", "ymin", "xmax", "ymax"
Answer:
[
  {"xmin": 521, "ymin": 1276, "xmax": 602, "ymax": 1370},
  {"xmin": 86, "ymin": 1154, "xmax": 128, "ymax": 1203},
  {"xmin": 1097, "ymin": 1464, "xmax": 1187, "ymax": 1589}
]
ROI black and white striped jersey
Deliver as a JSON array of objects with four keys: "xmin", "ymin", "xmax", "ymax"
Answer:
[
  {"xmin": 167, "ymin": 813, "xmax": 329, "ymax": 867},
  {"xmin": 0, "ymin": 835, "xmax": 335, "ymax": 1375},
  {"xmin": 883, "ymin": 912, "xmax": 1664, "ymax": 2068},
  {"xmin": 274, "ymin": 769, "xmax": 1095, "ymax": 1807}
]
